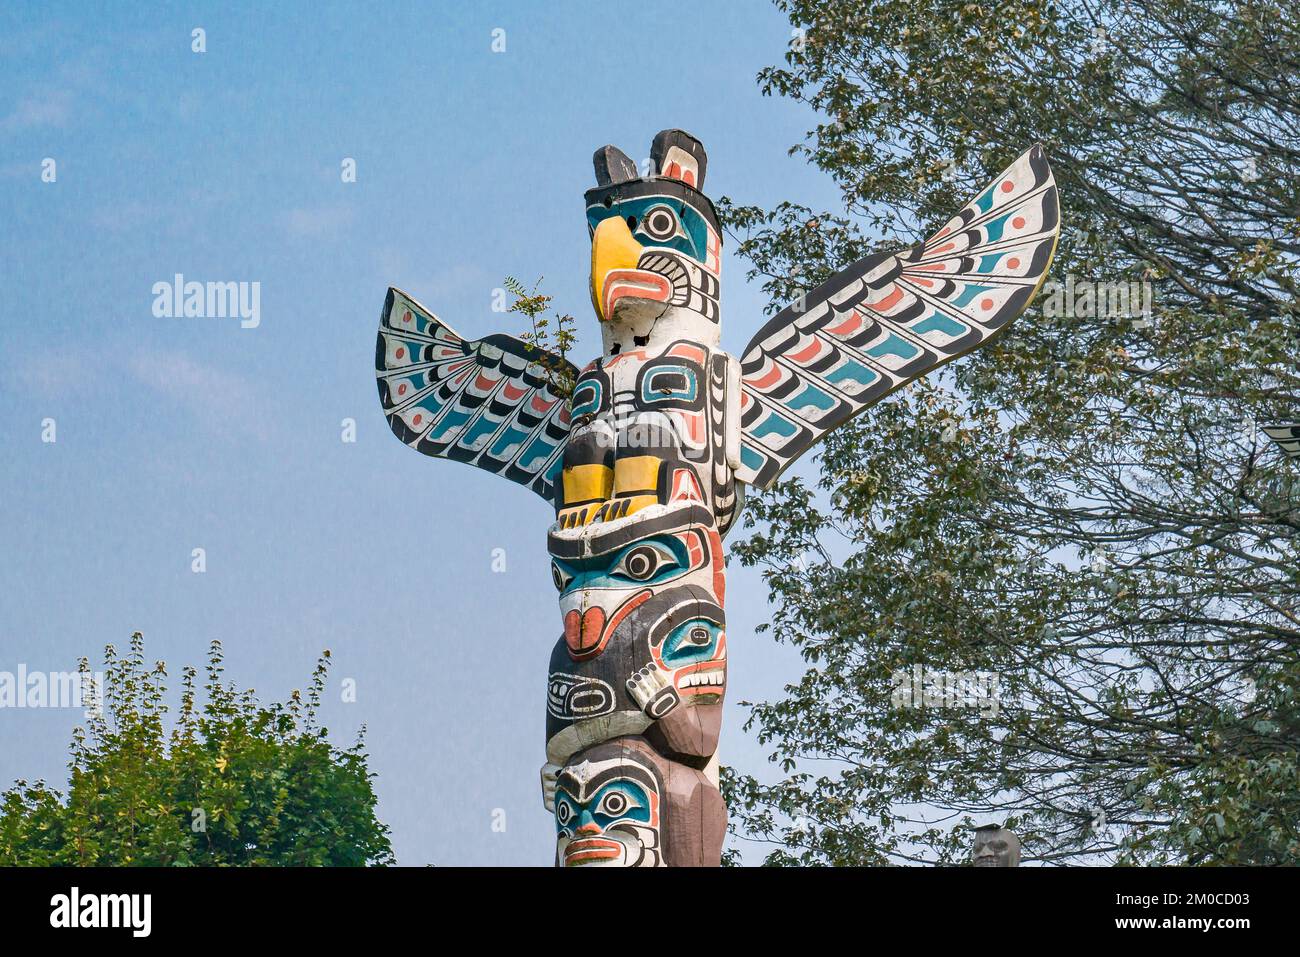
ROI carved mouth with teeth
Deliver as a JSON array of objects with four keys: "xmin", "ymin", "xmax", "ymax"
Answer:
[{"xmin": 674, "ymin": 661, "xmax": 726, "ymax": 697}]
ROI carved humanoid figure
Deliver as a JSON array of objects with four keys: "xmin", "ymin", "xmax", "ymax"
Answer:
[
  {"xmin": 375, "ymin": 129, "xmax": 1059, "ymax": 866},
  {"xmin": 972, "ymin": 824, "xmax": 1022, "ymax": 867}
]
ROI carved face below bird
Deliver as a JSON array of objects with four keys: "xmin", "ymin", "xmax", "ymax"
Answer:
[
  {"xmin": 544, "ymin": 502, "xmax": 728, "ymax": 768},
  {"xmin": 585, "ymin": 129, "xmax": 723, "ymax": 354}
]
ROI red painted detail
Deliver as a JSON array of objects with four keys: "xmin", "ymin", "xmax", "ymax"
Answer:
[
  {"xmin": 787, "ymin": 338, "xmax": 823, "ymax": 365},
  {"xmin": 708, "ymin": 527, "xmax": 726, "ymax": 605},
  {"xmin": 564, "ymin": 608, "xmax": 608, "ymax": 655},
  {"xmin": 565, "ymin": 837, "xmax": 623, "ymax": 865},
  {"xmin": 747, "ymin": 362, "xmax": 783, "ymax": 391},
  {"xmin": 1007, "ymin": 257, "xmax": 1021, "ymax": 269},
  {"xmin": 682, "ymin": 412, "xmax": 704, "ymax": 445},
  {"xmin": 568, "ymin": 591, "xmax": 650, "ymax": 661},
  {"xmin": 502, "ymin": 381, "xmax": 528, "ymax": 401},
  {"xmin": 1012, "ymin": 216, "xmax": 1026, "ymax": 229},
  {"xmin": 867, "ymin": 286, "xmax": 905, "ymax": 313},
  {"xmin": 604, "ymin": 269, "xmax": 672, "ymax": 318},
  {"xmin": 671, "ymin": 468, "xmax": 704, "ymax": 504},
  {"xmin": 981, "ymin": 298, "xmax": 994, "ymax": 310},
  {"xmin": 685, "ymin": 530, "xmax": 704, "ymax": 567},
  {"xmin": 826, "ymin": 310, "xmax": 864, "ymax": 337},
  {"xmin": 667, "ymin": 342, "xmax": 706, "ymax": 362},
  {"xmin": 1001, "ymin": 181, "xmax": 1014, "ymax": 193}
]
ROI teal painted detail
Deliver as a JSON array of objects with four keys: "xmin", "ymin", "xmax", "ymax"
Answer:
[
  {"xmin": 751, "ymin": 411, "xmax": 798, "ymax": 440},
  {"xmin": 866, "ymin": 333, "xmax": 920, "ymax": 361},
  {"xmin": 951, "ymin": 283, "xmax": 995, "ymax": 308},
  {"xmin": 429, "ymin": 407, "xmax": 471, "ymax": 440},
  {"xmin": 461, "ymin": 415, "xmax": 501, "ymax": 450},
  {"xmin": 641, "ymin": 365, "xmax": 698, "ymax": 405},
  {"xmin": 544, "ymin": 455, "xmax": 564, "ymax": 484},
  {"xmin": 412, "ymin": 396, "xmax": 443, "ymax": 420},
  {"xmin": 824, "ymin": 359, "xmax": 878, "ymax": 388},
  {"xmin": 520, "ymin": 432, "xmax": 558, "ymax": 467},
  {"xmin": 740, "ymin": 445, "xmax": 766, "ymax": 472},
  {"xmin": 983, "ymin": 213, "xmax": 1011, "ymax": 243},
  {"xmin": 570, "ymin": 380, "xmax": 603, "ymax": 419},
  {"xmin": 787, "ymin": 383, "xmax": 836, "ymax": 412},
  {"xmin": 490, "ymin": 425, "xmax": 530, "ymax": 457},
  {"xmin": 913, "ymin": 312, "xmax": 966, "ymax": 337},
  {"xmin": 586, "ymin": 194, "xmax": 710, "ymax": 265}
]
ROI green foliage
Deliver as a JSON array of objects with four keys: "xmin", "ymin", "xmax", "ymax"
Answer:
[
  {"xmin": 505, "ymin": 275, "xmax": 579, "ymax": 398},
  {"xmin": 0, "ymin": 634, "xmax": 394, "ymax": 866},
  {"xmin": 722, "ymin": 0, "xmax": 1299, "ymax": 865}
]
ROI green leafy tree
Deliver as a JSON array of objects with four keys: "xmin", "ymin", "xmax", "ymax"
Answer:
[
  {"xmin": 721, "ymin": 0, "xmax": 1299, "ymax": 864},
  {"xmin": 505, "ymin": 275, "xmax": 579, "ymax": 398},
  {"xmin": 0, "ymin": 634, "xmax": 394, "ymax": 866}
]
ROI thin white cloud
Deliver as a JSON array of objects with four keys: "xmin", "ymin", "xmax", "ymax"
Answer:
[
  {"xmin": 1, "ymin": 89, "xmax": 74, "ymax": 132},
  {"xmin": 282, "ymin": 204, "xmax": 355, "ymax": 239},
  {"xmin": 127, "ymin": 350, "xmax": 271, "ymax": 442},
  {"xmin": 4, "ymin": 352, "xmax": 96, "ymax": 396}
]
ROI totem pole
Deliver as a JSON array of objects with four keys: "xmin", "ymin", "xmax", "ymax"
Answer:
[
  {"xmin": 374, "ymin": 130, "xmax": 1059, "ymax": 866},
  {"xmin": 972, "ymin": 824, "xmax": 1022, "ymax": 867}
]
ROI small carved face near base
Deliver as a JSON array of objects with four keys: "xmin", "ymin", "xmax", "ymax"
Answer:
[
  {"xmin": 554, "ymin": 737, "xmax": 726, "ymax": 868},
  {"xmin": 972, "ymin": 825, "xmax": 1021, "ymax": 867},
  {"xmin": 555, "ymin": 741, "xmax": 664, "ymax": 867}
]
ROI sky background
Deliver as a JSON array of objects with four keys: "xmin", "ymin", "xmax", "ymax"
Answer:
[{"xmin": 0, "ymin": 0, "xmax": 847, "ymax": 865}]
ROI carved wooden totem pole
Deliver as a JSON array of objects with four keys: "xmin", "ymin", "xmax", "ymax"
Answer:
[
  {"xmin": 375, "ymin": 130, "xmax": 1059, "ymax": 866},
  {"xmin": 972, "ymin": 824, "xmax": 1022, "ymax": 867}
]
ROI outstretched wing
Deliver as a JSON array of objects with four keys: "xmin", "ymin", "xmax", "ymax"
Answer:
[
  {"xmin": 375, "ymin": 287, "xmax": 577, "ymax": 502},
  {"xmin": 1263, "ymin": 422, "xmax": 1300, "ymax": 460},
  {"xmin": 734, "ymin": 145, "xmax": 1060, "ymax": 489}
]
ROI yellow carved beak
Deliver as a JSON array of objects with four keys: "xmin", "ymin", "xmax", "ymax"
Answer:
[{"xmin": 590, "ymin": 216, "xmax": 643, "ymax": 321}]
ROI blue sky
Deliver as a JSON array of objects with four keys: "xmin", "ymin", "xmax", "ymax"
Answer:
[{"xmin": 0, "ymin": 0, "xmax": 844, "ymax": 865}]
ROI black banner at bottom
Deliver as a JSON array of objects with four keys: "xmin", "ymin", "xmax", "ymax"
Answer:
[{"xmin": 0, "ymin": 865, "xmax": 1280, "ymax": 943}]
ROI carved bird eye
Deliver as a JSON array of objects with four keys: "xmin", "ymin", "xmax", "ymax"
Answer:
[
  {"xmin": 640, "ymin": 205, "xmax": 680, "ymax": 242},
  {"xmin": 556, "ymin": 801, "xmax": 573, "ymax": 825},
  {"xmin": 551, "ymin": 561, "xmax": 574, "ymax": 592},
  {"xmin": 614, "ymin": 543, "xmax": 673, "ymax": 582}
]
